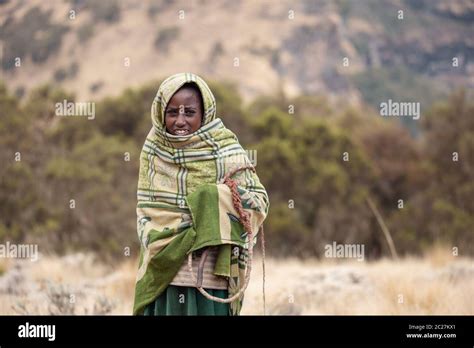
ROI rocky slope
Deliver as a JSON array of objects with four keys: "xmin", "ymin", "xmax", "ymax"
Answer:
[{"xmin": 1, "ymin": 0, "xmax": 473, "ymax": 104}]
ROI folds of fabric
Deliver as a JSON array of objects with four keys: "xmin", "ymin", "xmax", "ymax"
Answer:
[{"xmin": 143, "ymin": 285, "xmax": 229, "ymax": 316}]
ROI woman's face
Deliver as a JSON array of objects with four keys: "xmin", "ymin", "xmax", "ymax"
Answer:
[{"xmin": 165, "ymin": 86, "xmax": 203, "ymax": 136}]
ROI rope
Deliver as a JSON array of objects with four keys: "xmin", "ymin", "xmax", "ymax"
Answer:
[
  {"xmin": 261, "ymin": 225, "xmax": 266, "ymax": 315},
  {"xmin": 187, "ymin": 165, "xmax": 266, "ymax": 314}
]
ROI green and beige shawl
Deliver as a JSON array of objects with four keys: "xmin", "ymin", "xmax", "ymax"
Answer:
[{"xmin": 133, "ymin": 73, "xmax": 269, "ymax": 315}]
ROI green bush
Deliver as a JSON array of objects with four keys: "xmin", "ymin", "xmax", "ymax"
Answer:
[
  {"xmin": 0, "ymin": 8, "xmax": 69, "ymax": 70},
  {"xmin": 154, "ymin": 27, "xmax": 180, "ymax": 52}
]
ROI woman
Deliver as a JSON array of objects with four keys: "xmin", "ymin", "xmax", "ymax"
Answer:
[{"xmin": 133, "ymin": 73, "xmax": 269, "ymax": 316}]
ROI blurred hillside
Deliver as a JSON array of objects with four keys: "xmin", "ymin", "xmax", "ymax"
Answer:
[{"xmin": 1, "ymin": 0, "xmax": 473, "ymax": 107}]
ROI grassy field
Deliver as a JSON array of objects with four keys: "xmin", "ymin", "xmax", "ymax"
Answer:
[{"xmin": 0, "ymin": 246, "xmax": 472, "ymax": 315}]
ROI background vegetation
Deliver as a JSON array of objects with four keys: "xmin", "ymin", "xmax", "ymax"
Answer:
[{"xmin": 1, "ymin": 80, "xmax": 472, "ymax": 261}]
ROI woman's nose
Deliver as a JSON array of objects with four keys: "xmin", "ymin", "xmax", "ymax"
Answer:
[{"xmin": 175, "ymin": 114, "xmax": 186, "ymax": 126}]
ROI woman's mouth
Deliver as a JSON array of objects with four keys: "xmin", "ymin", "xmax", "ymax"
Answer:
[{"xmin": 173, "ymin": 129, "xmax": 190, "ymax": 136}]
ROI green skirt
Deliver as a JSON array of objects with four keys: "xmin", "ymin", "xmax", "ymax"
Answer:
[{"xmin": 143, "ymin": 285, "xmax": 230, "ymax": 316}]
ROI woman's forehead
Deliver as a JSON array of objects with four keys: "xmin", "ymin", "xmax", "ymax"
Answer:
[{"xmin": 167, "ymin": 87, "xmax": 201, "ymax": 106}]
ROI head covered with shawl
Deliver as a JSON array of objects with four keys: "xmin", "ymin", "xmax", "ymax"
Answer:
[{"xmin": 133, "ymin": 72, "xmax": 269, "ymax": 315}]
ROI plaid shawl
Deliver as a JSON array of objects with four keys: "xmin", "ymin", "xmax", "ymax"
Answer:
[{"xmin": 133, "ymin": 73, "xmax": 269, "ymax": 315}]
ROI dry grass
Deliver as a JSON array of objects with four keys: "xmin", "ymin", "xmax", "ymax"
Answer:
[
  {"xmin": 0, "ymin": 253, "xmax": 138, "ymax": 315},
  {"xmin": 0, "ymin": 247, "xmax": 472, "ymax": 315}
]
